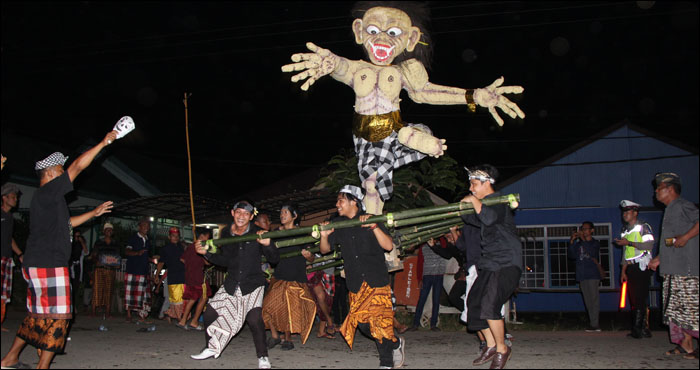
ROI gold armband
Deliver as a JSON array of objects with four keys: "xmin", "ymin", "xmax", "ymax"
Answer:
[{"xmin": 465, "ymin": 89, "xmax": 476, "ymax": 113}]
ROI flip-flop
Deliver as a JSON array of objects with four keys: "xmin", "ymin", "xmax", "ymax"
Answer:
[
  {"xmin": 1, "ymin": 361, "xmax": 32, "ymax": 369},
  {"xmin": 665, "ymin": 345, "xmax": 691, "ymax": 356},
  {"xmin": 188, "ymin": 324, "xmax": 204, "ymax": 331},
  {"xmin": 175, "ymin": 323, "xmax": 189, "ymax": 330},
  {"xmin": 683, "ymin": 348, "xmax": 698, "ymax": 360},
  {"xmin": 317, "ymin": 332, "xmax": 335, "ymax": 339}
]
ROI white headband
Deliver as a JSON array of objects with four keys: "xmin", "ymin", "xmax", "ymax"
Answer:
[{"xmin": 465, "ymin": 167, "xmax": 495, "ymax": 184}]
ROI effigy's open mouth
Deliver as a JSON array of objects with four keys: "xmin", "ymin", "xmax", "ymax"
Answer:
[{"xmin": 370, "ymin": 42, "xmax": 394, "ymax": 62}]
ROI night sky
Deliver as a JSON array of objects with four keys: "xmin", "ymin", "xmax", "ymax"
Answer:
[{"xmin": 2, "ymin": 1, "xmax": 698, "ymax": 198}]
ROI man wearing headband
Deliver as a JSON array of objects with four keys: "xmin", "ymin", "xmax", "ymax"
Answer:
[
  {"xmin": 648, "ymin": 173, "xmax": 699, "ymax": 359},
  {"xmin": 614, "ymin": 200, "xmax": 655, "ymax": 339},
  {"xmin": 1, "ymin": 184, "xmax": 23, "ymax": 332},
  {"xmin": 461, "ymin": 165, "xmax": 521, "ymax": 369},
  {"xmin": 1, "ymin": 130, "xmax": 117, "ymax": 369},
  {"xmin": 192, "ymin": 201, "xmax": 280, "ymax": 369},
  {"xmin": 318, "ymin": 185, "xmax": 405, "ymax": 369}
]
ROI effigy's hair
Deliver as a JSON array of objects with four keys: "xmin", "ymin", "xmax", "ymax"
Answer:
[{"xmin": 351, "ymin": 1, "xmax": 433, "ymax": 69}]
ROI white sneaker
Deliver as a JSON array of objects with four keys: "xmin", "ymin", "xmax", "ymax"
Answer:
[
  {"xmin": 190, "ymin": 348, "xmax": 220, "ymax": 360},
  {"xmin": 393, "ymin": 336, "xmax": 405, "ymax": 368},
  {"xmin": 258, "ymin": 356, "xmax": 271, "ymax": 369}
]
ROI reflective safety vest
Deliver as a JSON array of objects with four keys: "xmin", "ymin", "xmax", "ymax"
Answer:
[{"xmin": 621, "ymin": 223, "xmax": 653, "ymax": 261}]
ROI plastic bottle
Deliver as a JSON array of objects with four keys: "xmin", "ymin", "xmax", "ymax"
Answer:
[{"xmin": 98, "ymin": 325, "xmax": 108, "ymax": 332}]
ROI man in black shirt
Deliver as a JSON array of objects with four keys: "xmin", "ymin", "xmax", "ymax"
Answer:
[
  {"xmin": 1, "ymin": 130, "xmax": 117, "ymax": 369},
  {"xmin": 319, "ymin": 185, "xmax": 405, "ymax": 369},
  {"xmin": 191, "ymin": 201, "xmax": 279, "ymax": 369},
  {"xmin": 462, "ymin": 165, "xmax": 522, "ymax": 370}
]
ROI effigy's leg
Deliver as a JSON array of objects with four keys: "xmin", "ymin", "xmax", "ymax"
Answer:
[
  {"xmin": 397, "ymin": 126, "xmax": 446, "ymax": 158},
  {"xmin": 362, "ymin": 172, "xmax": 385, "ymax": 215}
]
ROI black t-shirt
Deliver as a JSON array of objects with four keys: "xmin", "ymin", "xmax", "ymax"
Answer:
[
  {"xmin": 125, "ymin": 233, "xmax": 151, "ymax": 275},
  {"xmin": 160, "ymin": 242, "xmax": 186, "ymax": 285},
  {"xmin": 327, "ymin": 214, "xmax": 390, "ymax": 293},
  {"xmin": 272, "ymin": 242, "xmax": 310, "ymax": 283},
  {"xmin": 24, "ymin": 172, "xmax": 74, "ymax": 268},
  {"xmin": 1, "ymin": 209, "xmax": 13, "ymax": 258}
]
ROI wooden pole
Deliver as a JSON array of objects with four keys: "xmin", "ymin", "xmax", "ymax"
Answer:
[{"xmin": 183, "ymin": 93, "xmax": 197, "ymax": 238}]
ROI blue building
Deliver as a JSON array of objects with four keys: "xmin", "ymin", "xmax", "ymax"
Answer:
[{"xmin": 499, "ymin": 121, "xmax": 698, "ymax": 312}]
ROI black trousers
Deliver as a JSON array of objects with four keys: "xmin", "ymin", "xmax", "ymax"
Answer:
[
  {"xmin": 203, "ymin": 305, "xmax": 267, "ymax": 358},
  {"xmin": 626, "ymin": 263, "xmax": 653, "ymax": 310},
  {"xmin": 333, "ymin": 276, "xmax": 349, "ymax": 325},
  {"xmin": 357, "ymin": 322, "xmax": 399, "ymax": 367}
]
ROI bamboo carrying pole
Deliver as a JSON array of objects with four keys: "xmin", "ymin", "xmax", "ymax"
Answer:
[
  {"xmin": 203, "ymin": 194, "xmax": 519, "ymax": 252},
  {"xmin": 183, "ymin": 93, "xmax": 197, "ymax": 238}
]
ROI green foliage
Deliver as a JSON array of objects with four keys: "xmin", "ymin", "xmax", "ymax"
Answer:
[{"xmin": 315, "ymin": 149, "xmax": 467, "ymax": 211}]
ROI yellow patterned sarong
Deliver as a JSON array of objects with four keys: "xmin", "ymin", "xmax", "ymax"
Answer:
[{"xmin": 340, "ymin": 282, "xmax": 396, "ymax": 349}]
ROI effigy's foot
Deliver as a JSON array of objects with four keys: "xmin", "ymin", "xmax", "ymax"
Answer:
[
  {"xmin": 362, "ymin": 173, "xmax": 384, "ymax": 215},
  {"xmin": 398, "ymin": 127, "xmax": 446, "ymax": 158}
]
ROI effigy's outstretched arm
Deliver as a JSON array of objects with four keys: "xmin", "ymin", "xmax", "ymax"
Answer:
[
  {"xmin": 281, "ymin": 42, "xmax": 356, "ymax": 90},
  {"xmin": 401, "ymin": 60, "xmax": 525, "ymax": 126}
]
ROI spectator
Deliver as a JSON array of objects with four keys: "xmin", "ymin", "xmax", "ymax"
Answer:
[
  {"xmin": 69, "ymin": 229, "xmax": 88, "ymax": 318},
  {"xmin": 1, "ymin": 183, "xmax": 23, "ymax": 332},
  {"xmin": 190, "ymin": 201, "xmax": 279, "ymax": 369},
  {"xmin": 176, "ymin": 228, "xmax": 212, "ymax": 331},
  {"xmin": 408, "ymin": 235, "xmax": 450, "ymax": 332},
  {"xmin": 1, "ymin": 129, "xmax": 116, "ymax": 369},
  {"xmin": 262, "ymin": 204, "xmax": 316, "ymax": 350},
  {"xmin": 91, "ymin": 223, "xmax": 120, "ymax": 318},
  {"xmin": 614, "ymin": 200, "xmax": 654, "ymax": 339},
  {"xmin": 124, "ymin": 218, "xmax": 153, "ymax": 324},
  {"xmin": 255, "ymin": 213, "xmax": 271, "ymax": 231},
  {"xmin": 648, "ymin": 172, "xmax": 698, "ymax": 359},
  {"xmin": 156, "ymin": 227, "xmax": 187, "ymax": 324},
  {"xmin": 568, "ymin": 221, "xmax": 604, "ymax": 332}
]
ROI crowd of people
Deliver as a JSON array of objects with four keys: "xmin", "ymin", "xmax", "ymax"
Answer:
[{"xmin": 0, "ymin": 142, "xmax": 698, "ymax": 369}]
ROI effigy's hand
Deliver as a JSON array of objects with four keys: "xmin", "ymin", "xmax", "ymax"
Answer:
[
  {"xmin": 281, "ymin": 42, "xmax": 339, "ymax": 91},
  {"xmin": 473, "ymin": 77, "xmax": 525, "ymax": 127}
]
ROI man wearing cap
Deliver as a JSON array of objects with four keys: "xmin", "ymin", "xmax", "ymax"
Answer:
[
  {"xmin": 1, "ymin": 183, "xmax": 23, "ymax": 332},
  {"xmin": 648, "ymin": 172, "xmax": 699, "ymax": 359},
  {"xmin": 90, "ymin": 223, "xmax": 120, "ymax": 317},
  {"xmin": 191, "ymin": 201, "xmax": 279, "ymax": 369},
  {"xmin": 124, "ymin": 218, "xmax": 153, "ymax": 324},
  {"xmin": 1, "ymin": 130, "xmax": 117, "ymax": 370},
  {"xmin": 319, "ymin": 185, "xmax": 405, "ymax": 369},
  {"xmin": 614, "ymin": 200, "xmax": 655, "ymax": 339},
  {"xmin": 461, "ymin": 165, "xmax": 522, "ymax": 370},
  {"xmin": 155, "ymin": 227, "xmax": 187, "ymax": 324}
]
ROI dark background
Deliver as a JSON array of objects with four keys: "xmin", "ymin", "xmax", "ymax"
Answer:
[{"xmin": 2, "ymin": 1, "xmax": 698, "ymax": 197}]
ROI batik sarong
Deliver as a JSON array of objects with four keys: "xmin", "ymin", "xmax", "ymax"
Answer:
[
  {"xmin": 206, "ymin": 285, "xmax": 264, "ymax": 356},
  {"xmin": 340, "ymin": 282, "xmax": 395, "ymax": 349},
  {"xmin": 262, "ymin": 278, "xmax": 316, "ymax": 344}
]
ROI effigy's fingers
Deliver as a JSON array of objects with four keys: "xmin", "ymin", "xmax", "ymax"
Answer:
[
  {"xmin": 486, "ymin": 76, "xmax": 505, "ymax": 91},
  {"xmin": 488, "ymin": 106, "xmax": 505, "ymax": 127},
  {"xmin": 301, "ymin": 76, "xmax": 318, "ymax": 91},
  {"xmin": 291, "ymin": 68, "xmax": 319, "ymax": 83},
  {"xmin": 494, "ymin": 85, "xmax": 524, "ymax": 95}
]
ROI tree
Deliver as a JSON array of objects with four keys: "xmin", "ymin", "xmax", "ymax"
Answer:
[{"xmin": 315, "ymin": 149, "xmax": 467, "ymax": 212}]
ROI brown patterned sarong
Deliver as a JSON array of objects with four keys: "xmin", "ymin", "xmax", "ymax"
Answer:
[
  {"xmin": 662, "ymin": 274, "xmax": 699, "ymax": 331},
  {"xmin": 16, "ymin": 316, "xmax": 69, "ymax": 353},
  {"xmin": 92, "ymin": 267, "xmax": 115, "ymax": 309},
  {"xmin": 340, "ymin": 282, "xmax": 395, "ymax": 349},
  {"xmin": 262, "ymin": 278, "xmax": 316, "ymax": 344}
]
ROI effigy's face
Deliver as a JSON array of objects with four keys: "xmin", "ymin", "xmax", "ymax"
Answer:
[{"xmin": 352, "ymin": 7, "xmax": 420, "ymax": 65}]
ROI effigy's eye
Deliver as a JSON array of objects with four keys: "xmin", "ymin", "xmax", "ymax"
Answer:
[
  {"xmin": 387, "ymin": 27, "xmax": 403, "ymax": 37},
  {"xmin": 367, "ymin": 25, "xmax": 380, "ymax": 35}
]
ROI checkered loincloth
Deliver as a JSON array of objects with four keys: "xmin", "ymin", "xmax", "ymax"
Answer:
[
  {"xmin": 22, "ymin": 267, "xmax": 72, "ymax": 319},
  {"xmin": 262, "ymin": 278, "xmax": 316, "ymax": 344},
  {"xmin": 662, "ymin": 274, "xmax": 699, "ymax": 331},
  {"xmin": 1, "ymin": 256, "xmax": 14, "ymax": 303},
  {"xmin": 207, "ymin": 285, "xmax": 265, "ymax": 355},
  {"xmin": 353, "ymin": 122, "xmax": 431, "ymax": 201},
  {"xmin": 124, "ymin": 273, "xmax": 151, "ymax": 318}
]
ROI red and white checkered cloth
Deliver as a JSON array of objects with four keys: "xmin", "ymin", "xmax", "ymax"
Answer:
[
  {"xmin": 1, "ymin": 257, "xmax": 14, "ymax": 302},
  {"xmin": 124, "ymin": 273, "xmax": 151, "ymax": 318},
  {"xmin": 22, "ymin": 267, "xmax": 72, "ymax": 319}
]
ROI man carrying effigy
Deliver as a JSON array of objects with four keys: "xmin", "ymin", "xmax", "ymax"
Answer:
[{"xmin": 318, "ymin": 185, "xmax": 405, "ymax": 369}]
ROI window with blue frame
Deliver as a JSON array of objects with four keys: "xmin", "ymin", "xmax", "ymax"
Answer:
[{"xmin": 518, "ymin": 223, "xmax": 612, "ymax": 290}]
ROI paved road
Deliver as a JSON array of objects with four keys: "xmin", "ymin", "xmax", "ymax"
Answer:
[{"xmin": 1, "ymin": 309, "xmax": 697, "ymax": 369}]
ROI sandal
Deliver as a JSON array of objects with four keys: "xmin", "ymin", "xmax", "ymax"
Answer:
[
  {"xmin": 188, "ymin": 324, "xmax": 204, "ymax": 331},
  {"xmin": 665, "ymin": 345, "xmax": 691, "ymax": 356},
  {"xmin": 175, "ymin": 323, "xmax": 189, "ymax": 331},
  {"xmin": 326, "ymin": 323, "xmax": 337, "ymax": 336},
  {"xmin": 683, "ymin": 348, "xmax": 698, "ymax": 360},
  {"xmin": 317, "ymin": 332, "xmax": 336, "ymax": 339},
  {"xmin": 1, "ymin": 361, "xmax": 32, "ymax": 369}
]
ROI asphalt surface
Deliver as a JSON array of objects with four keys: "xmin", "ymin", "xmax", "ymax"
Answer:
[{"xmin": 1, "ymin": 308, "xmax": 698, "ymax": 369}]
